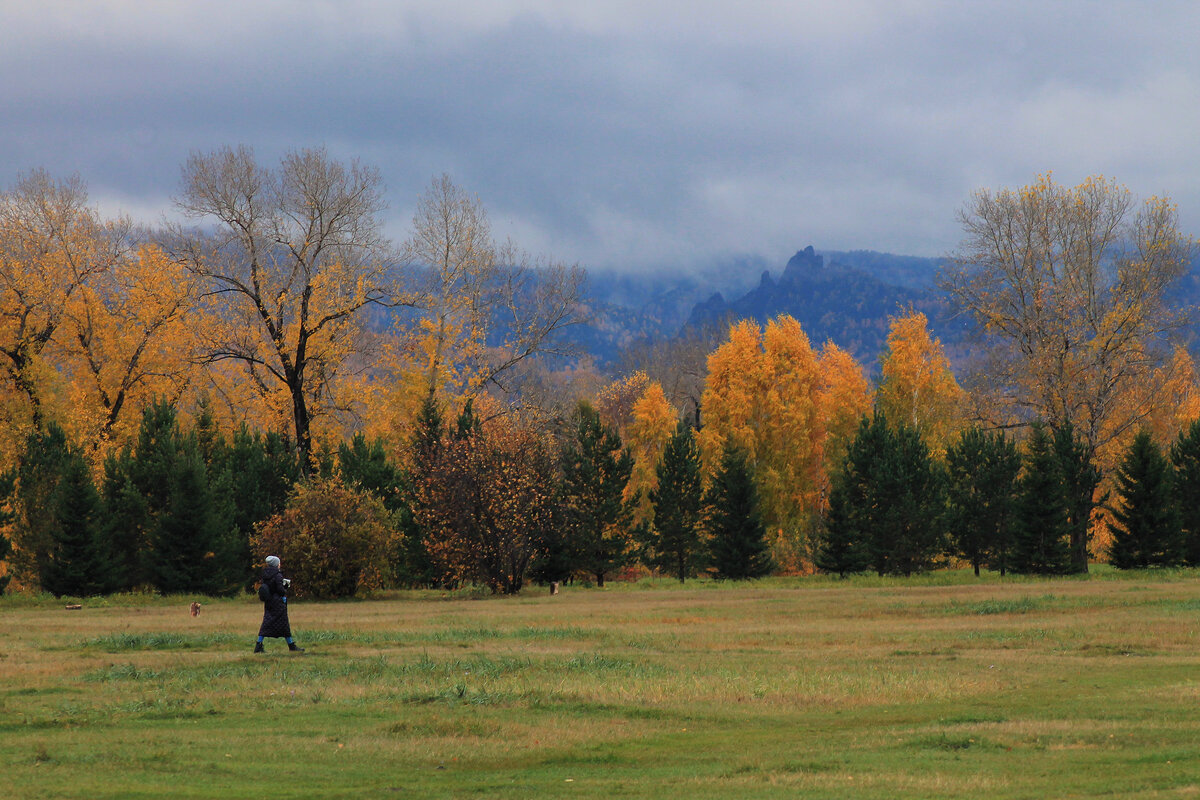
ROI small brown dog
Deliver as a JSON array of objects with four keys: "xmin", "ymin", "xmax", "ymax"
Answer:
[{"xmin": 189, "ymin": 602, "xmax": 202, "ymax": 617}]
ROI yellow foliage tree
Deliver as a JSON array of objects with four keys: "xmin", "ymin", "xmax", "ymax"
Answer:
[
  {"xmin": 876, "ymin": 310, "xmax": 964, "ymax": 453},
  {"xmin": 171, "ymin": 145, "xmax": 399, "ymax": 471},
  {"xmin": 54, "ymin": 244, "xmax": 200, "ymax": 459},
  {"xmin": 815, "ymin": 340, "xmax": 873, "ymax": 491},
  {"xmin": 0, "ymin": 170, "xmax": 126, "ymax": 437},
  {"xmin": 624, "ymin": 380, "xmax": 678, "ymax": 526},
  {"xmin": 944, "ymin": 173, "xmax": 1194, "ymax": 462},
  {"xmin": 699, "ymin": 316, "xmax": 826, "ymax": 571},
  {"xmin": 595, "ymin": 371, "xmax": 651, "ymax": 437},
  {"xmin": 378, "ymin": 175, "xmax": 584, "ymax": 446}
]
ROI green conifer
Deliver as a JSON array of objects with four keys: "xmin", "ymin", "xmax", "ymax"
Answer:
[
  {"xmin": 645, "ymin": 421, "xmax": 705, "ymax": 582},
  {"xmin": 1110, "ymin": 431, "xmax": 1182, "ymax": 569},
  {"xmin": 559, "ymin": 402, "xmax": 634, "ymax": 586},
  {"xmin": 944, "ymin": 426, "xmax": 1021, "ymax": 576},
  {"xmin": 1169, "ymin": 419, "xmax": 1200, "ymax": 565},
  {"xmin": 1011, "ymin": 423, "xmax": 1073, "ymax": 574},
  {"xmin": 705, "ymin": 443, "xmax": 772, "ymax": 580}
]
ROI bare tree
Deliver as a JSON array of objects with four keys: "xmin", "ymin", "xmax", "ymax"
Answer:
[
  {"xmin": 170, "ymin": 145, "xmax": 401, "ymax": 470},
  {"xmin": 941, "ymin": 174, "xmax": 1194, "ymax": 463},
  {"xmin": 402, "ymin": 174, "xmax": 585, "ymax": 406}
]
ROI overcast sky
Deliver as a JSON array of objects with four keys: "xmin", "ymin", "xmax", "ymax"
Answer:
[{"xmin": 3, "ymin": 1, "xmax": 1199, "ymax": 274}]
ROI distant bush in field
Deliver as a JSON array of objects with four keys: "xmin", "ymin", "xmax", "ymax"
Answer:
[{"xmin": 252, "ymin": 479, "xmax": 392, "ymax": 599}]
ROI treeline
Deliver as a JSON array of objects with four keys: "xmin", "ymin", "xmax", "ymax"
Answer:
[
  {"xmin": 2, "ymin": 394, "xmax": 775, "ymax": 598},
  {"xmin": 2, "ymin": 165, "xmax": 1199, "ymax": 596},
  {"xmin": 818, "ymin": 416, "xmax": 1200, "ymax": 578}
]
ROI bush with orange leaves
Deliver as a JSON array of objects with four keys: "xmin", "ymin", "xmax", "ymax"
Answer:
[{"xmin": 252, "ymin": 479, "xmax": 392, "ymax": 599}]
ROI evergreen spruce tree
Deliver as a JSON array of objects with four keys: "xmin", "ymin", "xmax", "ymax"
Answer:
[
  {"xmin": 814, "ymin": 475, "xmax": 870, "ymax": 578},
  {"xmin": 817, "ymin": 415, "xmax": 881, "ymax": 576},
  {"xmin": 148, "ymin": 440, "xmax": 229, "ymax": 594},
  {"xmin": 944, "ymin": 426, "xmax": 1021, "ymax": 576},
  {"xmin": 109, "ymin": 401, "xmax": 250, "ymax": 595},
  {"xmin": 873, "ymin": 421, "xmax": 946, "ymax": 577},
  {"xmin": 559, "ymin": 402, "xmax": 634, "ymax": 586},
  {"xmin": 339, "ymin": 433, "xmax": 405, "ymax": 513},
  {"xmin": 396, "ymin": 391, "xmax": 444, "ymax": 588},
  {"xmin": 0, "ymin": 470, "xmax": 12, "ymax": 594},
  {"xmin": 705, "ymin": 443, "xmax": 772, "ymax": 580},
  {"xmin": 1109, "ymin": 431, "xmax": 1182, "ymax": 569},
  {"xmin": 645, "ymin": 421, "xmax": 705, "ymax": 582},
  {"xmin": 1011, "ymin": 423, "xmax": 1073, "ymax": 574},
  {"xmin": 1169, "ymin": 419, "xmax": 1200, "ymax": 566},
  {"xmin": 826, "ymin": 413, "xmax": 944, "ymax": 577},
  {"xmin": 11, "ymin": 424, "xmax": 74, "ymax": 589},
  {"xmin": 43, "ymin": 451, "xmax": 115, "ymax": 597},
  {"xmin": 1053, "ymin": 422, "xmax": 1102, "ymax": 573},
  {"xmin": 99, "ymin": 449, "xmax": 150, "ymax": 591}
]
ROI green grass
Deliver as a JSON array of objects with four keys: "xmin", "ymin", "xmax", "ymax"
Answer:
[{"xmin": 4, "ymin": 570, "xmax": 1200, "ymax": 797}]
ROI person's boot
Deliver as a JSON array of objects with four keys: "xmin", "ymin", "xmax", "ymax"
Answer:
[
  {"xmin": 288, "ymin": 642, "xmax": 304, "ymax": 653},
  {"xmin": 254, "ymin": 641, "xmax": 264, "ymax": 653}
]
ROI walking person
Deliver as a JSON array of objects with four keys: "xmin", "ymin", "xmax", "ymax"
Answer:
[{"xmin": 255, "ymin": 555, "xmax": 304, "ymax": 653}]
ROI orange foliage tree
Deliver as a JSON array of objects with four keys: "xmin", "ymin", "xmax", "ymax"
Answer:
[
  {"xmin": 413, "ymin": 408, "xmax": 557, "ymax": 594},
  {"xmin": 815, "ymin": 340, "xmax": 873, "ymax": 490},
  {"xmin": 55, "ymin": 244, "xmax": 200, "ymax": 458},
  {"xmin": 624, "ymin": 379, "xmax": 678, "ymax": 527},
  {"xmin": 251, "ymin": 478, "xmax": 392, "ymax": 599}
]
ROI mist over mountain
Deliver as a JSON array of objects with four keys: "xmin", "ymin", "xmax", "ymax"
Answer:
[{"xmin": 575, "ymin": 246, "xmax": 962, "ymax": 370}]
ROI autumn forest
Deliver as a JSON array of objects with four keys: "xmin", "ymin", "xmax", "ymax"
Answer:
[{"xmin": 2, "ymin": 150, "xmax": 1198, "ymax": 598}]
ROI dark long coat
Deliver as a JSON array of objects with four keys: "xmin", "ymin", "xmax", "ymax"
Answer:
[{"xmin": 257, "ymin": 564, "xmax": 292, "ymax": 639}]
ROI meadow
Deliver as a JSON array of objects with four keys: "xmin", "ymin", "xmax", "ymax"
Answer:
[{"xmin": 4, "ymin": 570, "xmax": 1200, "ymax": 799}]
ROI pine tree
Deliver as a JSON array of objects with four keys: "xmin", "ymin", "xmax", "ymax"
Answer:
[
  {"xmin": 706, "ymin": 443, "xmax": 772, "ymax": 579},
  {"xmin": 1011, "ymin": 423, "xmax": 1073, "ymax": 574},
  {"xmin": 1169, "ymin": 419, "xmax": 1200, "ymax": 565},
  {"xmin": 645, "ymin": 421, "xmax": 705, "ymax": 582},
  {"xmin": 944, "ymin": 426, "xmax": 1021, "ymax": 576},
  {"xmin": 42, "ymin": 451, "xmax": 115, "ymax": 597},
  {"xmin": 1109, "ymin": 431, "xmax": 1182, "ymax": 569},
  {"xmin": 559, "ymin": 402, "xmax": 634, "ymax": 586}
]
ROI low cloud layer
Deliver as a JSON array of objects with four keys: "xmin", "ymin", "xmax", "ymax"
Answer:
[{"xmin": 3, "ymin": 1, "xmax": 1198, "ymax": 272}]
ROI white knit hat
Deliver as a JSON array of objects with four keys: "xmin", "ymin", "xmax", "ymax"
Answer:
[{"xmin": 266, "ymin": 555, "xmax": 280, "ymax": 567}]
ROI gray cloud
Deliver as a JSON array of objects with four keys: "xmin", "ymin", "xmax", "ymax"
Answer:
[{"xmin": 3, "ymin": 1, "xmax": 1199, "ymax": 273}]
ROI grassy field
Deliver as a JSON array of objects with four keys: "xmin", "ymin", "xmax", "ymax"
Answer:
[{"xmin": 4, "ymin": 569, "xmax": 1200, "ymax": 798}]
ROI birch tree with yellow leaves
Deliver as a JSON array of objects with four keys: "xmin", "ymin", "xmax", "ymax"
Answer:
[
  {"xmin": 876, "ymin": 310, "xmax": 964, "ymax": 454},
  {"xmin": 55, "ymin": 244, "xmax": 200, "ymax": 456},
  {"xmin": 392, "ymin": 175, "xmax": 584, "ymax": 430},
  {"xmin": 699, "ymin": 316, "xmax": 827, "ymax": 569}
]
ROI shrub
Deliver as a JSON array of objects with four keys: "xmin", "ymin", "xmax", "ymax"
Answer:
[{"xmin": 252, "ymin": 479, "xmax": 392, "ymax": 599}]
